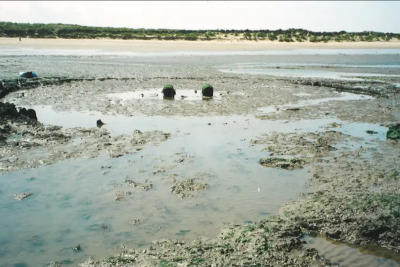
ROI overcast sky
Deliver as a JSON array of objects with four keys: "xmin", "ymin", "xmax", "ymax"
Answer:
[{"xmin": 0, "ymin": 1, "xmax": 399, "ymax": 32}]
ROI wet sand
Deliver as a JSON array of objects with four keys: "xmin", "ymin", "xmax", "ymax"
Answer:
[{"xmin": 1, "ymin": 37, "xmax": 400, "ymax": 52}]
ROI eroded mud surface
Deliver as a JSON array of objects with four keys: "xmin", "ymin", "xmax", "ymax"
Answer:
[
  {"xmin": 0, "ymin": 109, "xmax": 171, "ymax": 173},
  {"xmin": 1, "ymin": 53, "xmax": 400, "ymax": 267}
]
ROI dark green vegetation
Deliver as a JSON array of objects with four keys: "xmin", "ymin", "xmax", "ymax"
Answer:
[
  {"xmin": 201, "ymin": 84, "xmax": 213, "ymax": 97},
  {"xmin": 1, "ymin": 22, "xmax": 399, "ymax": 42},
  {"xmin": 387, "ymin": 124, "xmax": 400, "ymax": 140},
  {"xmin": 162, "ymin": 84, "xmax": 176, "ymax": 98}
]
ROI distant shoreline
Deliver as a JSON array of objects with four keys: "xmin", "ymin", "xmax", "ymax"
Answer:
[{"xmin": 1, "ymin": 37, "xmax": 400, "ymax": 52}]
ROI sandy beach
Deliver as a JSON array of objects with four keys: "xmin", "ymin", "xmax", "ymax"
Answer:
[{"xmin": 1, "ymin": 37, "xmax": 400, "ymax": 51}]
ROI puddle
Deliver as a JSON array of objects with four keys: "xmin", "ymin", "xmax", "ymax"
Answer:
[
  {"xmin": 107, "ymin": 89, "xmax": 222, "ymax": 101},
  {"xmin": 219, "ymin": 68, "xmax": 400, "ymax": 81},
  {"xmin": 257, "ymin": 92, "xmax": 374, "ymax": 114},
  {"xmin": 331, "ymin": 122, "xmax": 388, "ymax": 142},
  {"xmin": 303, "ymin": 234, "xmax": 400, "ymax": 267},
  {"xmin": 293, "ymin": 93, "xmax": 312, "ymax": 97}
]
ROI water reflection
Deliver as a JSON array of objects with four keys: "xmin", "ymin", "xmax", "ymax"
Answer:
[
  {"xmin": 303, "ymin": 234, "xmax": 400, "ymax": 267},
  {"xmin": 107, "ymin": 89, "xmax": 222, "ymax": 101}
]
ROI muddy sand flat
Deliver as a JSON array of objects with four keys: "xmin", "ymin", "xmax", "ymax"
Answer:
[{"xmin": 1, "ymin": 51, "xmax": 400, "ymax": 267}]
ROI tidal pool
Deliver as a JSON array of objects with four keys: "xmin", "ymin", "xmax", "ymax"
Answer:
[{"xmin": 0, "ymin": 101, "xmax": 390, "ymax": 266}]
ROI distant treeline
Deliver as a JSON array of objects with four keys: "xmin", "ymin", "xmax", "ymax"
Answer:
[{"xmin": 1, "ymin": 22, "xmax": 399, "ymax": 42}]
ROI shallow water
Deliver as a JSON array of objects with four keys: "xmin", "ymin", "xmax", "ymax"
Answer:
[
  {"xmin": 107, "ymin": 89, "xmax": 222, "ymax": 101},
  {"xmin": 0, "ymin": 102, "xmax": 390, "ymax": 266},
  {"xmin": 219, "ymin": 68, "xmax": 400, "ymax": 81},
  {"xmin": 0, "ymin": 110, "xmax": 328, "ymax": 266},
  {"xmin": 257, "ymin": 92, "xmax": 374, "ymax": 114},
  {"xmin": 303, "ymin": 235, "xmax": 400, "ymax": 267},
  {"xmin": 217, "ymin": 63, "xmax": 400, "ymax": 69}
]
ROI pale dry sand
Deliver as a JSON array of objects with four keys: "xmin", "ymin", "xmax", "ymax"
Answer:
[{"xmin": 1, "ymin": 37, "xmax": 400, "ymax": 51}]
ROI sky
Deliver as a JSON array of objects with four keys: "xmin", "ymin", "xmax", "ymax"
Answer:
[{"xmin": 0, "ymin": 1, "xmax": 400, "ymax": 33}]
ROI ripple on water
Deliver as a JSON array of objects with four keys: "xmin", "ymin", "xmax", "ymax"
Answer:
[{"xmin": 303, "ymin": 234, "xmax": 400, "ymax": 267}]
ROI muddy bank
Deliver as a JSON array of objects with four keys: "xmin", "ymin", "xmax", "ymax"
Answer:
[
  {"xmin": 79, "ymin": 216, "xmax": 330, "ymax": 267},
  {"xmin": 0, "ymin": 101, "xmax": 171, "ymax": 173},
  {"xmin": 3, "ymin": 74, "xmax": 398, "ymax": 121},
  {"xmin": 256, "ymin": 77, "xmax": 400, "ymax": 125},
  {"xmin": 288, "ymin": 78, "xmax": 398, "ymax": 96},
  {"xmin": 0, "ymin": 123, "xmax": 170, "ymax": 173},
  {"xmin": 0, "ymin": 101, "xmax": 39, "ymax": 143},
  {"xmin": 250, "ymin": 128, "xmax": 400, "ymax": 252}
]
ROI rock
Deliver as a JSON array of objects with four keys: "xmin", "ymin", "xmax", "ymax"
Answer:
[
  {"xmin": 18, "ymin": 107, "xmax": 37, "ymax": 120},
  {"xmin": 14, "ymin": 193, "xmax": 33, "ymax": 200},
  {"xmin": 115, "ymin": 191, "xmax": 132, "ymax": 201},
  {"xmin": 325, "ymin": 230, "xmax": 342, "ymax": 239},
  {"xmin": 327, "ymin": 122, "xmax": 341, "ymax": 128},
  {"xmin": 202, "ymin": 84, "xmax": 214, "ymax": 97},
  {"xmin": 171, "ymin": 178, "xmax": 208, "ymax": 199},
  {"xmin": 259, "ymin": 158, "xmax": 306, "ymax": 170},
  {"xmin": 0, "ymin": 102, "xmax": 19, "ymax": 117},
  {"xmin": 26, "ymin": 109, "xmax": 37, "ymax": 120},
  {"xmin": 19, "ymin": 107, "xmax": 28, "ymax": 116},
  {"xmin": 132, "ymin": 219, "xmax": 142, "ymax": 225},
  {"xmin": 387, "ymin": 124, "xmax": 400, "ymax": 140},
  {"xmin": 97, "ymin": 119, "xmax": 105, "ymax": 128},
  {"xmin": 15, "ymin": 92, "xmax": 24, "ymax": 98},
  {"xmin": 162, "ymin": 84, "xmax": 176, "ymax": 98},
  {"xmin": 124, "ymin": 179, "xmax": 153, "ymax": 191}
]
